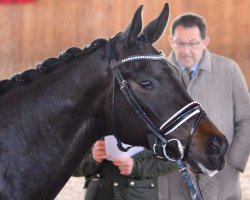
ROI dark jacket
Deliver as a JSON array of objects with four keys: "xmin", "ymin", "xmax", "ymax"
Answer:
[{"xmin": 73, "ymin": 149, "xmax": 177, "ymax": 200}]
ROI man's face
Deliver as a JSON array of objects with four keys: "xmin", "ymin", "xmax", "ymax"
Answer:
[{"xmin": 168, "ymin": 25, "xmax": 209, "ymax": 68}]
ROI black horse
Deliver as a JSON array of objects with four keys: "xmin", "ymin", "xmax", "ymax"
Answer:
[{"xmin": 0, "ymin": 4, "xmax": 228, "ymax": 200}]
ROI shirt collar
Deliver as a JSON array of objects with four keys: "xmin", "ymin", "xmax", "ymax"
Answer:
[{"xmin": 178, "ymin": 62, "xmax": 199, "ymax": 78}]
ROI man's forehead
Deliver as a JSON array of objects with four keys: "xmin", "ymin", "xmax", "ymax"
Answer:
[{"xmin": 173, "ymin": 26, "xmax": 201, "ymax": 40}]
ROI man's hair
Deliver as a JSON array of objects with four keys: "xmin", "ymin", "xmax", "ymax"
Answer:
[{"xmin": 170, "ymin": 13, "xmax": 207, "ymax": 39}]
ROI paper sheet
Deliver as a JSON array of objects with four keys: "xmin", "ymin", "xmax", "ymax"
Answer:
[{"xmin": 104, "ymin": 135, "xmax": 144, "ymax": 161}]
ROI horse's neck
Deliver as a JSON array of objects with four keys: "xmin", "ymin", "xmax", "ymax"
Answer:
[
  {"xmin": 0, "ymin": 47, "xmax": 111, "ymax": 199},
  {"xmin": 2, "ymin": 47, "xmax": 110, "ymax": 132}
]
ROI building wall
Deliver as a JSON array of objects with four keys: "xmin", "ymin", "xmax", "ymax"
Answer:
[{"xmin": 0, "ymin": 0, "xmax": 249, "ymax": 86}]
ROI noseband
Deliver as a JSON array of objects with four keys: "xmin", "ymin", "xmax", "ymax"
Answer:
[{"xmin": 109, "ymin": 47, "xmax": 204, "ymax": 200}]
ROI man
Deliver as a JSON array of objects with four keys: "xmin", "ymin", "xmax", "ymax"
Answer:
[
  {"xmin": 73, "ymin": 135, "xmax": 176, "ymax": 200},
  {"xmin": 158, "ymin": 13, "xmax": 250, "ymax": 200}
]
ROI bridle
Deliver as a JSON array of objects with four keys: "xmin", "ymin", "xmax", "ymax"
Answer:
[
  {"xmin": 108, "ymin": 41, "xmax": 204, "ymax": 200},
  {"xmin": 110, "ymin": 50, "xmax": 205, "ymax": 157},
  {"xmin": 110, "ymin": 50, "xmax": 168, "ymax": 149}
]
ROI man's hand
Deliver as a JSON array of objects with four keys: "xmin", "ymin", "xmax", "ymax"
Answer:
[
  {"xmin": 113, "ymin": 157, "xmax": 134, "ymax": 176},
  {"xmin": 92, "ymin": 140, "xmax": 108, "ymax": 163}
]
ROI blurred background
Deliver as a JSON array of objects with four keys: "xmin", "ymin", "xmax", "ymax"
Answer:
[{"xmin": 0, "ymin": 0, "xmax": 249, "ymax": 199}]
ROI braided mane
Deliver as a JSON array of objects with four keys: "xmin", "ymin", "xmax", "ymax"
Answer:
[{"xmin": 0, "ymin": 39, "xmax": 107, "ymax": 95}]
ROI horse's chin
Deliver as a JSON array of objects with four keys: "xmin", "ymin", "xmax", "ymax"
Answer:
[
  {"xmin": 187, "ymin": 153, "xmax": 219, "ymax": 177},
  {"xmin": 189, "ymin": 162, "xmax": 218, "ymax": 177}
]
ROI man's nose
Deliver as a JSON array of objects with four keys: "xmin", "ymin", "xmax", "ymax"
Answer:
[{"xmin": 182, "ymin": 44, "xmax": 192, "ymax": 52}]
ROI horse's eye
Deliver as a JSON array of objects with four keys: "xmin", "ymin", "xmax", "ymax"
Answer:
[{"xmin": 139, "ymin": 80, "xmax": 154, "ymax": 89}]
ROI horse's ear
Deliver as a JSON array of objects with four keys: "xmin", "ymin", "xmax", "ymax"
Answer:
[
  {"xmin": 139, "ymin": 3, "xmax": 169, "ymax": 44},
  {"xmin": 122, "ymin": 5, "xmax": 143, "ymax": 47}
]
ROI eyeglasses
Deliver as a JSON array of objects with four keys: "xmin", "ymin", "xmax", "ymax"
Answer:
[{"xmin": 173, "ymin": 40, "xmax": 202, "ymax": 49}]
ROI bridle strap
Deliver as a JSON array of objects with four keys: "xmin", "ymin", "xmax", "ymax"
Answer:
[
  {"xmin": 113, "ymin": 67, "xmax": 167, "ymax": 143},
  {"xmin": 111, "ymin": 51, "xmax": 165, "ymax": 69},
  {"xmin": 112, "ymin": 76, "xmax": 132, "ymax": 151},
  {"xmin": 160, "ymin": 102, "xmax": 202, "ymax": 134}
]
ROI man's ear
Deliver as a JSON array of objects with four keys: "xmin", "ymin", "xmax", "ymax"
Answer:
[
  {"xmin": 168, "ymin": 35, "xmax": 174, "ymax": 47},
  {"xmin": 202, "ymin": 37, "xmax": 210, "ymax": 48}
]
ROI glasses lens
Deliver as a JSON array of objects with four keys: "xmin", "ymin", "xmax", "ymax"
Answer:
[{"xmin": 173, "ymin": 41, "xmax": 201, "ymax": 49}]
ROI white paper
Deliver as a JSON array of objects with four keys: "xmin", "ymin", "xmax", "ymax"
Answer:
[{"xmin": 104, "ymin": 135, "xmax": 144, "ymax": 161}]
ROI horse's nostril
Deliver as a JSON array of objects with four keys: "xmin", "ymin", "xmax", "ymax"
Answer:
[{"xmin": 207, "ymin": 140, "xmax": 222, "ymax": 163}]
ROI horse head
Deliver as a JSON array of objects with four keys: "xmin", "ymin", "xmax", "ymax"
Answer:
[{"xmin": 105, "ymin": 3, "xmax": 229, "ymax": 176}]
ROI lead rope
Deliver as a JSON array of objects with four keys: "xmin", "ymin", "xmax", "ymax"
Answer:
[{"xmin": 176, "ymin": 160, "xmax": 203, "ymax": 200}]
